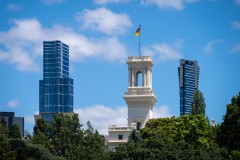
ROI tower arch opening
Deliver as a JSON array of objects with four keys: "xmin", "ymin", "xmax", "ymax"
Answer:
[{"xmin": 136, "ymin": 71, "xmax": 143, "ymax": 87}]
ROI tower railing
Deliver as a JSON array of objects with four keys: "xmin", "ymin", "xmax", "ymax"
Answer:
[
  {"xmin": 128, "ymin": 56, "xmax": 152, "ymax": 62},
  {"xmin": 125, "ymin": 87, "xmax": 154, "ymax": 95}
]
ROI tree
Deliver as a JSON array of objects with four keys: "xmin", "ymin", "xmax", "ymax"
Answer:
[
  {"xmin": 9, "ymin": 139, "xmax": 64, "ymax": 160},
  {"xmin": 128, "ymin": 129, "xmax": 142, "ymax": 143},
  {"xmin": 77, "ymin": 121, "xmax": 109, "ymax": 160},
  {"xmin": 0, "ymin": 117, "xmax": 8, "ymax": 137},
  {"xmin": 32, "ymin": 113, "xmax": 109, "ymax": 159},
  {"xmin": 217, "ymin": 92, "xmax": 240, "ymax": 151},
  {"xmin": 111, "ymin": 137, "xmax": 226, "ymax": 160},
  {"xmin": 0, "ymin": 118, "xmax": 16, "ymax": 160},
  {"xmin": 9, "ymin": 123, "xmax": 21, "ymax": 139},
  {"xmin": 140, "ymin": 117, "xmax": 178, "ymax": 142},
  {"xmin": 49, "ymin": 113, "xmax": 73, "ymax": 157},
  {"xmin": 32, "ymin": 118, "xmax": 49, "ymax": 148},
  {"xmin": 192, "ymin": 89, "xmax": 206, "ymax": 116},
  {"xmin": 174, "ymin": 115, "xmax": 214, "ymax": 147},
  {"xmin": 141, "ymin": 115, "xmax": 214, "ymax": 147}
]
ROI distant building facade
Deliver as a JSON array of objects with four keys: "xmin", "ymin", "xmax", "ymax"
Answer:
[
  {"xmin": 108, "ymin": 56, "xmax": 157, "ymax": 150},
  {"xmin": 38, "ymin": 40, "xmax": 74, "ymax": 122},
  {"xmin": 0, "ymin": 112, "xmax": 24, "ymax": 137},
  {"xmin": 178, "ymin": 59, "xmax": 200, "ymax": 115}
]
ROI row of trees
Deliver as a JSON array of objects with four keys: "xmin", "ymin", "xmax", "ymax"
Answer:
[
  {"xmin": 111, "ymin": 91, "xmax": 240, "ymax": 159},
  {"xmin": 0, "ymin": 114, "xmax": 109, "ymax": 160},
  {"xmin": 0, "ymin": 91, "xmax": 239, "ymax": 159}
]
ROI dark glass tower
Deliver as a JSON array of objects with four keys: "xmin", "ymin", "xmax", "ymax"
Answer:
[
  {"xmin": 39, "ymin": 40, "xmax": 73, "ymax": 122},
  {"xmin": 178, "ymin": 59, "xmax": 199, "ymax": 115}
]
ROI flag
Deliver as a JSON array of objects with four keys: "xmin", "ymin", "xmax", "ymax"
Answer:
[{"xmin": 134, "ymin": 26, "xmax": 141, "ymax": 36}]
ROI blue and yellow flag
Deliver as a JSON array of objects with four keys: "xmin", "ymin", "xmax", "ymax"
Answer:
[{"xmin": 134, "ymin": 26, "xmax": 141, "ymax": 36}]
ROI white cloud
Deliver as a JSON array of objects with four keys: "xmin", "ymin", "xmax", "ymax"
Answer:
[
  {"xmin": 231, "ymin": 21, "xmax": 240, "ymax": 30},
  {"xmin": 153, "ymin": 105, "xmax": 172, "ymax": 118},
  {"xmin": 231, "ymin": 43, "xmax": 240, "ymax": 54},
  {"xmin": 234, "ymin": 0, "xmax": 240, "ymax": 5},
  {"xmin": 7, "ymin": 99, "xmax": 20, "ymax": 108},
  {"xmin": 42, "ymin": 0, "xmax": 65, "ymax": 5},
  {"xmin": 25, "ymin": 111, "xmax": 39, "ymax": 123},
  {"xmin": 6, "ymin": 3, "xmax": 21, "ymax": 11},
  {"xmin": 140, "ymin": 0, "xmax": 199, "ymax": 10},
  {"xmin": 143, "ymin": 41, "xmax": 182, "ymax": 61},
  {"xmin": 202, "ymin": 39, "xmax": 223, "ymax": 54},
  {"xmin": 93, "ymin": 0, "xmax": 130, "ymax": 4},
  {"xmin": 76, "ymin": 7, "xmax": 132, "ymax": 35},
  {"xmin": 0, "ymin": 18, "xmax": 128, "ymax": 71},
  {"xmin": 74, "ymin": 105, "xmax": 128, "ymax": 135},
  {"xmin": 74, "ymin": 104, "xmax": 172, "ymax": 135},
  {"xmin": 25, "ymin": 115, "xmax": 35, "ymax": 123}
]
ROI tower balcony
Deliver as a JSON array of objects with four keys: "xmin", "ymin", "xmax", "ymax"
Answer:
[
  {"xmin": 108, "ymin": 124, "xmax": 135, "ymax": 131},
  {"xmin": 124, "ymin": 87, "xmax": 154, "ymax": 96},
  {"xmin": 128, "ymin": 56, "xmax": 152, "ymax": 62}
]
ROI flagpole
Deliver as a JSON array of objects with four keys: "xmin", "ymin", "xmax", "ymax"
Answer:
[
  {"xmin": 139, "ymin": 25, "xmax": 141, "ymax": 57},
  {"xmin": 139, "ymin": 29, "xmax": 141, "ymax": 57}
]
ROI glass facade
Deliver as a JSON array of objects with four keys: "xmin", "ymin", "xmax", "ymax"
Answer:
[
  {"xmin": 178, "ymin": 59, "xmax": 199, "ymax": 115},
  {"xmin": 39, "ymin": 40, "xmax": 73, "ymax": 121}
]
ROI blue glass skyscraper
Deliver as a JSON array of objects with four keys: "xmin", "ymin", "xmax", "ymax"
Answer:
[
  {"xmin": 178, "ymin": 59, "xmax": 199, "ymax": 115},
  {"xmin": 39, "ymin": 40, "xmax": 73, "ymax": 122}
]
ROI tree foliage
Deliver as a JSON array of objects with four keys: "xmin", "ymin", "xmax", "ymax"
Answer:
[
  {"xmin": 128, "ymin": 129, "xmax": 142, "ymax": 143},
  {"xmin": 9, "ymin": 139, "xmax": 64, "ymax": 160},
  {"xmin": 32, "ymin": 113, "xmax": 109, "ymax": 159},
  {"xmin": 0, "ymin": 119, "xmax": 16, "ymax": 160},
  {"xmin": 111, "ymin": 137, "xmax": 227, "ymax": 160},
  {"xmin": 0, "ymin": 117, "xmax": 8, "ymax": 137},
  {"xmin": 33, "ymin": 118, "xmax": 49, "ymax": 147},
  {"xmin": 217, "ymin": 92, "xmax": 240, "ymax": 151},
  {"xmin": 9, "ymin": 123, "xmax": 21, "ymax": 139},
  {"xmin": 192, "ymin": 89, "xmax": 206, "ymax": 116},
  {"xmin": 141, "ymin": 115, "xmax": 213, "ymax": 147}
]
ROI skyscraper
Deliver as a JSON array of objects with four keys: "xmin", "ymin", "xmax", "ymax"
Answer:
[
  {"xmin": 39, "ymin": 40, "xmax": 73, "ymax": 122},
  {"xmin": 178, "ymin": 59, "xmax": 199, "ymax": 115}
]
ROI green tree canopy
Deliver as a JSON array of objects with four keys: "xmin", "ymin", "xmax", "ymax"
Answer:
[
  {"xmin": 9, "ymin": 123, "xmax": 21, "ymax": 139},
  {"xmin": 217, "ymin": 92, "xmax": 240, "ymax": 151},
  {"xmin": 0, "ymin": 118, "xmax": 16, "ymax": 160},
  {"xmin": 32, "ymin": 118, "xmax": 49, "ymax": 147},
  {"xmin": 141, "ymin": 115, "xmax": 214, "ymax": 147},
  {"xmin": 192, "ymin": 89, "xmax": 206, "ymax": 116},
  {"xmin": 32, "ymin": 113, "xmax": 109, "ymax": 159},
  {"xmin": 128, "ymin": 129, "xmax": 142, "ymax": 143}
]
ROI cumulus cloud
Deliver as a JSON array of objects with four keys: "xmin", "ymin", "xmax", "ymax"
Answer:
[
  {"xmin": 231, "ymin": 43, "xmax": 240, "ymax": 54},
  {"xmin": 143, "ymin": 41, "xmax": 182, "ymax": 61},
  {"xmin": 74, "ymin": 104, "xmax": 172, "ymax": 135},
  {"xmin": 93, "ymin": 0, "xmax": 130, "ymax": 4},
  {"xmin": 42, "ymin": 0, "xmax": 65, "ymax": 5},
  {"xmin": 140, "ymin": 0, "xmax": 199, "ymax": 10},
  {"xmin": 0, "ymin": 18, "xmax": 128, "ymax": 71},
  {"xmin": 7, "ymin": 99, "xmax": 20, "ymax": 108},
  {"xmin": 25, "ymin": 115, "xmax": 35, "ymax": 123},
  {"xmin": 25, "ymin": 111, "xmax": 39, "ymax": 124},
  {"xmin": 6, "ymin": 3, "xmax": 21, "ymax": 11},
  {"xmin": 202, "ymin": 39, "xmax": 223, "ymax": 54},
  {"xmin": 76, "ymin": 7, "xmax": 132, "ymax": 35},
  {"xmin": 153, "ymin": 105, "xmax": 172, "ymax": 118},
  {"xmin": 231, "ymin": 21, "xmax": 240, "ymax": 30},
  {"xmin": 74, "ymin": 105, "xmax": 127, "ymax": 135},
  {"xmin": 234, "ymin": 0, "xmax": 240, "ymax": 5}
]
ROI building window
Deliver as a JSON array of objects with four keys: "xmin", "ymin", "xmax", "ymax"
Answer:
[
  {"xmin": 118, "ymin": 135, "xmax": 123, "ymax": 140},
  {"xmin": 137, "ymin": 122, "xmax": 141, "ymax": 131}
]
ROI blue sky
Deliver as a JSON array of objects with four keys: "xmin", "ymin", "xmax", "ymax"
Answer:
[{"xmin": 0, "ymin": 0, "xmax": 240, "ymax": 135}]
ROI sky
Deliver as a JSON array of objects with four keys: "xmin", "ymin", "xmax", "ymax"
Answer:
[{"xmin": 0, "ymin": 0, "xmax": 240, "ymax": 135}]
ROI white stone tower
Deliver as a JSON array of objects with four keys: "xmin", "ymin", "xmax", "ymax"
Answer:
[{"xmin": 123, "ymin": 56, "xmax": 157, "ymax": 130}]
